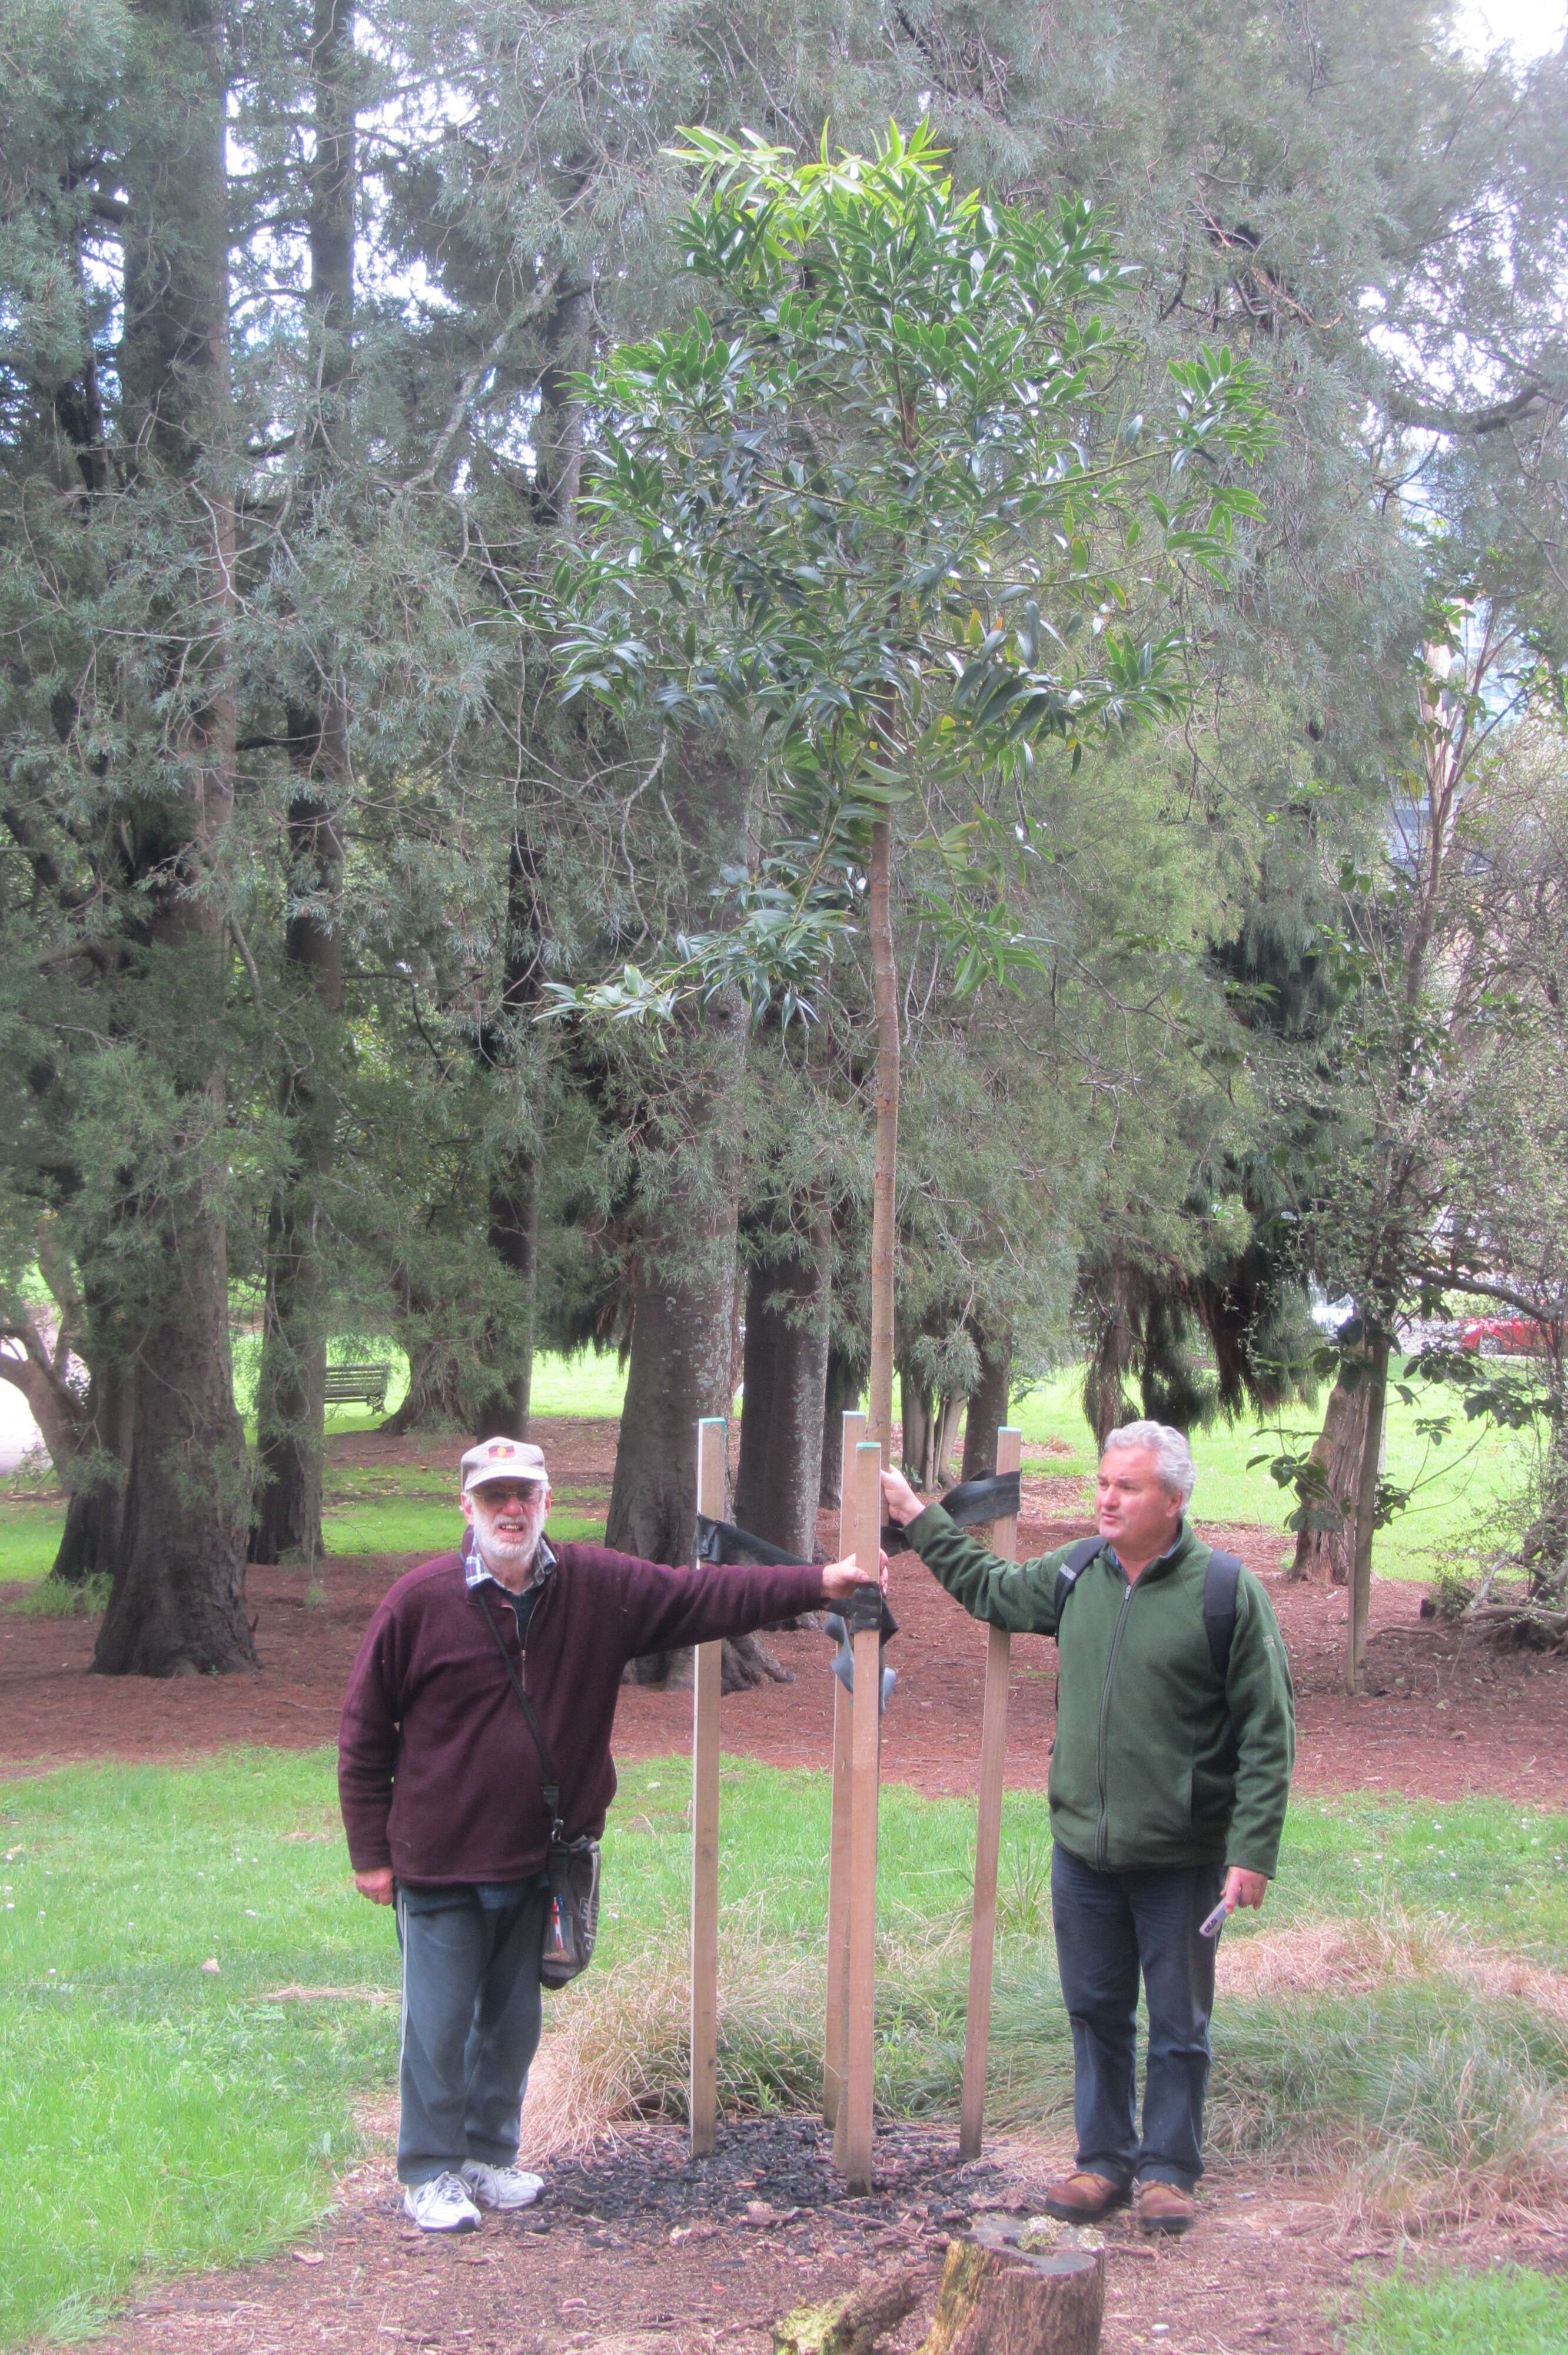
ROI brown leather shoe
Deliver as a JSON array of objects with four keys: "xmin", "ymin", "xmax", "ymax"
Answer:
[
  {"xmin": 1135, "ymin": 2180, "xmax": 1197, "ymax": 2234},
  {"xmin": 1041, "ymin": 2171, "xmax": 1129, "ymax": 2222}
]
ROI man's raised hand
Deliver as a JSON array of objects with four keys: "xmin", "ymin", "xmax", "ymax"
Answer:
[
  {"xmin": 879, "ymin": 1464, "xmax": 923, "ymax": 1527},
  {"xmin": 820, "ymin": 1550, "xmax": 889, "ymax": 1603}
]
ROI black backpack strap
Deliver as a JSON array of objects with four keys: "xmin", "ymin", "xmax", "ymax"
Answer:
[
  {"xmin": 1051, "ymin": 1535, "xmax": 1106, "ymax": 1637},
  {"xmin": 476, "ymin": 1588, "xmax": 565, "ymax": 1841},
  {"xmin": 1202, "ymin": 1550, "xmax": 1243, "ymax": 1679}
]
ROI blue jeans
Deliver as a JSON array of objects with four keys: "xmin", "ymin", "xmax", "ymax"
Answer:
[
  {"xmin": 1050, "ymin": 1844, "xmax": 1225, "ymax": 2191},
  {"xmin": 394, "ymin": 1883, "xmax": 546, "ymax": 2185}
]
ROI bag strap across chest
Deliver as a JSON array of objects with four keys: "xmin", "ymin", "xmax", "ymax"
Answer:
[
  {"xmin": 1052, "ymin": 1538, "xmax": 1243, "ymax": 1677},
  {"xmin": 476, "ymin": 1587, "xmax": 565, "ymax": 1842}
]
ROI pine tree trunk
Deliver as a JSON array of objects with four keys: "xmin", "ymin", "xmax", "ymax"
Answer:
[
  {"xmin": 733, "ymin": 1202, "xmax": 832, "ymax": 1565},
  {"xmin": 961, "ymin": 1329, "xmax": 1014, "ymax": 1482},
  {"xmin": 607, "ymin": 1004, "xmax": 782, "ymax": 1692},
  {"xmin": 472, "ymin": 1162, "xmax": 539, "ymax": 1440},
  {"xmin": 50, "ymin": 1353, "xmax": 134, "ymax": 1584},
  {"xmin": 381, "ymin": 1332, "xmax": 470, "ymax": 1435},
  {"xmin": 94, "ymin": 0, "xmax": 255, "ymax": 1676},
  {"xmin": 251, "ymin": 0, "xmax": 354, "ymax": 1565},
  {"xmin": 473, "ymin": 834, "xmax": 546, "ymax": 1441},
  {"xmin": 820, "ymin": 1343, "xmax": 863, "ymax": 1507}
]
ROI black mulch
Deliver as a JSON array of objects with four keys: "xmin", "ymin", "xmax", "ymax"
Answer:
[{"xmin": 503, "ymin": 2115, "xmax": 1011, "ymax": 2253}]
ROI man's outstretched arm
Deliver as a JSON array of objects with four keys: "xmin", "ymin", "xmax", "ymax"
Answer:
[{"xmin": 880, "ymin": 1465, "xmax": 1065, "ymax": 1634}]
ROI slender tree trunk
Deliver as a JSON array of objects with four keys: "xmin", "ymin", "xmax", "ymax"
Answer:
[
  {"xmin": 733, "ymin": 1203, "xmax": 832, "ymax": 1563},
  {"xmin": 867, "ymin": 817, "xmax": 899, "ymax": 1460},
  {"xmin": 1288, "ymin": 1374, "xmax": 1366, "ymax": 1584},
  {"xmin": 961, "ymin": 1328, "xmax": 1013, "ymax": 1482},
  {"xmin": 253, "ymin": 1, "xmax": 354, "ymax": 1563},
  {"xmin": 1344, "ymin": 1334, "xmax": 1390, "ymax": 1695}
]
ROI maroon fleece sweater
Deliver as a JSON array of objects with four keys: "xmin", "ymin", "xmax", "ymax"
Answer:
[{"xmin": 338, "ymin": 1540, "xmax": 824, "ymax": 1886}]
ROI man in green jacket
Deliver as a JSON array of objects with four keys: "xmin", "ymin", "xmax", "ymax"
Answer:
[{"xmin": 882, "ymin": 1419, "xmax": 1294, "ymax": 2236}]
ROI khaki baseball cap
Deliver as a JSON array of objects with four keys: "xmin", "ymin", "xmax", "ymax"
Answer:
[{"xmin": 460, "ymin": 1437, "xmax": 549, "ymax": 1495}]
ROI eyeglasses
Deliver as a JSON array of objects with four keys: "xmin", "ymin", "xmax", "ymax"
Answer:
[{"xmin": 471, "ymin": 1482, "xmax": 544, "ymax": 1507}]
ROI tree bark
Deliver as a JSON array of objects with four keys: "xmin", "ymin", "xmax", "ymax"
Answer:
[
  {"xmin": 252, "ymin": 0, "xmax": 355, "ymax": 1566},
  {"xmin": 919, "ymin": 2227, "xmax": 1104, "ymax": 2355},
  {"xmin": 819, "ymin": 1343, "xmax": 864, "ymax": 1507},
  {"xmin": 775, "ymin": 2271, "xmax": 921, "ymax": 2355},
  {"xmin": 473, "ymin": 832, "xmax": 546, "ymax": 1441},
  {"xmin": 1345, "ymin": 1332, "xmax": 1390, "ymax": 1695},
  {"xmin": 94, "ymin": 0, "xmax": 255, "ymax": 1676},
  {"xmin": 733, "ymin": 1202, "xmax": 832, "ymax": 1564},
  {"xmin": 1288, "ymin": 1374, "xmax": 1367, "ymax": 1584},
  {"xmin": 866, "ymin": 817, "xmax": 899, "ymax": 1460},
  {"xmin": 606, "ymin": 1004, "xmax": 784, "ymax": 1693},
  {"xmin": 50, "ymin": 1352, "xmax": 135, "ymax": 1584},
  {"xmin": 961, "ymin": 1328, "xmax": 1014, "ymax": 1482}
]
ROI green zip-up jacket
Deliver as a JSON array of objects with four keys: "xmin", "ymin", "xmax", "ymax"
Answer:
[{"xmin": 907, "ymin": 1507, "xmax": 1295, "ymax": 1878}]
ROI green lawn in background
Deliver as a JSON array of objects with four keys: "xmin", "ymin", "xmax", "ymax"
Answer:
[
  {"xmin": 1005, "ymin": 1364, "xmax": 1536, "ymax": 1581},
  {"xmin": 0, "ymin": 1503, "xmax": 66, "ymax": 1582},
  {"xmin": 2, "ymin": 1752, "xmax": 1565, "ymax": 2345},
  {"xmin": 0, "ymin": 1348, "xmax": 1540, "ymax": 1589}
]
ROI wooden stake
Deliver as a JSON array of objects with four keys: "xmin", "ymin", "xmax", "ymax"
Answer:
[
  {"xmin": 958, "ymin": 1425, "xmax": 1021, "ymax": 2161},
  {"xmin": 689, "ymin": 1414, "xmax": 726, "ymax": 2158},
  {"xmin": 823, "ymin": 1410, "xmax": 864, "ymax": 2127},
  {"xmin": 839, "ymin": 1437, "xmax": 884, "ymax": 2191}
]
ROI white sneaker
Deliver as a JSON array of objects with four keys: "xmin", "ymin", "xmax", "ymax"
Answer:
[
  {"xmin": 461, "ymin": 2160, "xmax": 544, "ymax": 2211},
  {"xmin": 403, "ymin": 2171, "xmax": 481, "ymax": 2233}
]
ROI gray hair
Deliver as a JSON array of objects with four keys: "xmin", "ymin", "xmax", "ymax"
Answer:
[{"xmin": 1102, "ymin": 1420, "xmax": 1196, "ymax": 1505}]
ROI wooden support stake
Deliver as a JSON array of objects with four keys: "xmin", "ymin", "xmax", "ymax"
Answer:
[
  {"xmin": 958, "ymin": 1425, "xmax": 1021, "ymax": 2162},
  {"xmin": 823, "ymin": 1409, "xmax": 865, "ymax": 2127},
  {"xmin": 689, "ymin": 1414, "xmax": 726, "ymax": 2158},
  {"xmin": 838, "ymin": 1437, "xmax": 884, "ymax": 2191}
]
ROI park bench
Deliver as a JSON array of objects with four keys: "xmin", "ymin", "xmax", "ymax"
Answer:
[{"xmin": 322, "ymin": 1361, "xmax": 393, "ymax": 1414}]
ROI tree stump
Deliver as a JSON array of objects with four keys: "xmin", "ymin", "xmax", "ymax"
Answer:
[
  {"xmin": 773, "ymin": 2270, "xmax": 921, "ymax": 2355},
  {"xmin": 918, "ymin": 2220, "xmax": 1104, "ymax": 2355}
]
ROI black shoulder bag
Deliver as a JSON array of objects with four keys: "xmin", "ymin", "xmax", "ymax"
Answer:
[{"xmin": 477, "ymin": 1588, "xmax": 602, "ymax": 1988}]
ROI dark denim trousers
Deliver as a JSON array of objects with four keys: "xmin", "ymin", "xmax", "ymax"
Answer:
[
  {"xmin": 1050, "ymin": 1843, "xmax": 1225, "ymax": 2191},
  {"xmin": 394, "ymin": 1883, "xmax": 546, "ymax": 2185}
]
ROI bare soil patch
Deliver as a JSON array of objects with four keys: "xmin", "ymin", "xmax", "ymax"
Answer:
[{"xmin": 2, "ymin": 1418, "xmax": 1564, "ymax": 1805}]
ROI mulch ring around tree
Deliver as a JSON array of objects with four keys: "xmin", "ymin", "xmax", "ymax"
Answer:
[
  {"xmin": 2, "ymin": 1416, "xmax": 1566, "ymax": 1803},
  {"xmin": 75, "ymin": 2110, "xmax": 1564, "ymax": 2355}
]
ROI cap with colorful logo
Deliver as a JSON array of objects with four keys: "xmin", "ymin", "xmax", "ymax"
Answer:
[{"xmin": 459, "ymin": 1437, "xmax": 549, "ymax": 1495}]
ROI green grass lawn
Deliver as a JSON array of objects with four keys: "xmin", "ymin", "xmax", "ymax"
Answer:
[
  {"xmin": 1348, "ymin": 2267, "xmax": 1568, "ymax": 2355},
  {"xmin": 2, "ymin": 1752, "xmax": 1565, "ymax": 2346}
]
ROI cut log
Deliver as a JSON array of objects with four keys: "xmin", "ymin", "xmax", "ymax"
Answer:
[
  {"xmin": 918, "ymin": 2225, "xmax": 1104, "ymax": 2355},
  {"xmin": 774, "ymin": 2270, "xmax": 921, "ymax": 2355}
]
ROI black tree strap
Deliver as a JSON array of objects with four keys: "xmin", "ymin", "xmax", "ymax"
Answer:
[
  {"xmin": 881, "ymin": 1467, "xmax": 1022, "ymax": 1555},
  {"xmin": 694, "ymin": 1512, "xmax": 899, "ymax": 1644}
]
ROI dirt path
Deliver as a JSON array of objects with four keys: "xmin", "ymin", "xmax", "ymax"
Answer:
[
  {"xmin": 81, "ymin": 2111, "xmax": 1564, "ymax": 2355},
  {"xmin": 3, "ymin": 1421, "xmax": 1564, "ymax": 1803}
]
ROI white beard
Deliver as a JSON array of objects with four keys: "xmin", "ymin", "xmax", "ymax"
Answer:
[{"xmin": 473, "ymin": 1506, "xmax": 544, "ymax": 1581}]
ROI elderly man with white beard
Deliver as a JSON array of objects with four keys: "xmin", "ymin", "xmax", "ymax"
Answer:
[{"xmin": 339, "ymin": 1436, "xmax": 880, "ymax": 2233}]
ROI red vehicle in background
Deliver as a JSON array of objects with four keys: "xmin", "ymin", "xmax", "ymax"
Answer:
[{"xmin": 1459, "ymin": 1314, "xmax": 1552, "ymax": 1355}]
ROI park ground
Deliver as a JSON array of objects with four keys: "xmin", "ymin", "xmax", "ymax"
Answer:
[{"xmin": 2, "ymin": 1363, "xmax": 1566, "ymax": 2353}]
